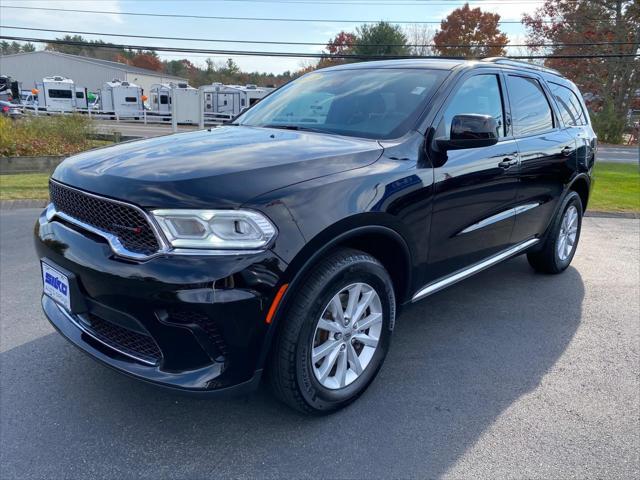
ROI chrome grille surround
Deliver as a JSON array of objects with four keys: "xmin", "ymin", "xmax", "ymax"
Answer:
[{"xmin": 47, "ymin": 180, "xmax": 169, "ymax": 261}]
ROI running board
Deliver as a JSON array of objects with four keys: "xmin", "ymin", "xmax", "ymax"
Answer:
[{"xmin": 411, "ymin": 238, "xmax": 539, "ymax": 303}]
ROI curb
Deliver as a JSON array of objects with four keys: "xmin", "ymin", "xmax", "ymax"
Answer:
[
  {"xmin": 585, "ymin": 210, "xmax": 639, "ymax": 219},
  {"xmin": 0, "ymin": 199, "xmax": 48, "ymax": 210}
]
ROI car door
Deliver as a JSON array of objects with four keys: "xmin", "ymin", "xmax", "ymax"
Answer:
[
  {"xmin": 547, "ymin": 80, "xmax": 596, "ymax": 171},
  {"xmin": 425, "ymin": 71, "xmax": 520, "ymax": 281},
  {"xmin": 504, "ymin": 74, "xmax": 578, "ymax": 244}
]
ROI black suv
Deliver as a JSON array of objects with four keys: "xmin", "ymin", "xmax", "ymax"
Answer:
[{"xmin": 35, "ymin": 58, "xmax": 595, "ymax": 413}]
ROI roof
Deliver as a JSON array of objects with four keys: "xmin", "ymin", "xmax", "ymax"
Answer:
[
  {"xmin": 321, "ymin": 58, "xmax": 467, "ymax": 72},
  {"xmin": 0, "ymin": 51, "xmax": 187, "ymax": 81}
]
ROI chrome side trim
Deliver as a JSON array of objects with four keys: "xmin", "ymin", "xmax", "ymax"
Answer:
[
  {"xmin": 56, "ymin": 303, "xmax": 158, "ymax": 366},
  {"xmin": 459, "ymin": 202, "xmax": 541, "ymax": 235},
  {"xmin": 411, "ymin": 238, "xmax": 540, "ymax": 302}
]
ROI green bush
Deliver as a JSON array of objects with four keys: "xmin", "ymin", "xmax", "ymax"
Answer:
[
  {"xmin": 0, "ymin": 114, "xmax": 96, "ymax": 157},
  {"xmin": 590, "ymin": 103, "xmax": 626, "ymax": 144}
]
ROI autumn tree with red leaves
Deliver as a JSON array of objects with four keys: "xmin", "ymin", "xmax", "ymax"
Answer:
[
  {"xmin": 433, "ymin": 3, "xmax": 508, "ymax": 57},
  {"xmin": 326, "ymin": 31, "xmax": 357, "ymax": 56},
  {"xmin": 523, "ymin": 0, "xmax": 639, "ymax": 143},
  {"xmin": 130, "ymin": 52, "xmax": 163, "ymax": 72}
]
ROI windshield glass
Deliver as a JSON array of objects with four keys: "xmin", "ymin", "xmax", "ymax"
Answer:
[{"xmin": 234, "ymin": 68, "xmax": 447, "ymax": 140}]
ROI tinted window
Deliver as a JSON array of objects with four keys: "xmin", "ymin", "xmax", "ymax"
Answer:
[
  {"xmin": 160, "ymin": 95, "xmax": 168, "ymax": 105},
  {"xmin": 75, "ymin": 91, "xmax": 84, "ymax": 99},
  {"xmin": 48, "ymin": 89, "xmax": 73, "ymax": 99},
  {"xmin": 549, "ymin": 82, "xmax": 587, "ymax": 126},
  {"xmin": 440, "ymin": 74, "xmax": 505, "ymax": 138},
  {"xmin": 236, "ymin": 68, "xmax": 447, "ymax": 140},
  {"xmin": 507, "ymin": 76, "xmax": 554, "ymax": 136},
  {"xmin": 125, "ymin": 97, "xmax": 137, "ymax": 103}
]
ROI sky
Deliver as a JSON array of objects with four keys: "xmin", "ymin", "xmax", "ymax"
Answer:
[{"xmin": 0, "ymin": 0, "xmax": 543, "ymax": 74}]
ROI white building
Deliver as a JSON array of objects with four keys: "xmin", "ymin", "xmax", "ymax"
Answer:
[{"xmin": 0, "ymin": 51, "xmax": 187, "ymax": 95}]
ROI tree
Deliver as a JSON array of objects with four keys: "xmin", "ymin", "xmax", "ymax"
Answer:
[
  {"xmin": 0, "ymin": 41, "xmax": 38, "ymax": 55},
  {"xmin": 352, "ymin": 21, "xmax": 410, "ymax": 58},
  {"xmin": 404, "ymin": 24, "xmax": 436, "ymax": 57},
  {"xmin": 523, "ymin": 0, "xmax": 639, "ymax": 143},
  {"xmin": 433, "ymin": 3, "xmax": 508, "ymax": 57},
  {"xmin": 130, "ymin": 53, "xmax": 163, "ymax": 72},
  {"xmin": 326, "ymin": 31, "xmax": 357, "ymax": 56}
]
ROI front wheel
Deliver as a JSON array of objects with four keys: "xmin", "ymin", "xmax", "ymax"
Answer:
[
  {"xmin": 269, "ymin": 248, "xmax": 395, "ymax": 414},
  {"xmin": 527, "ymin": 191, "xmax": 583, "ymax": 274}
]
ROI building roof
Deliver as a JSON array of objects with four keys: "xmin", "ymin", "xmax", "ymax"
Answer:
[{"xmin": 0, "ymin": 50, "xmax": 187, "ymax": 81}]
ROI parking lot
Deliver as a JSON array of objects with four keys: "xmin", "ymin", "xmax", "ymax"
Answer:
[{"xmin": 1, "ymin": 210, "xmax": 638, "ymax": 479}]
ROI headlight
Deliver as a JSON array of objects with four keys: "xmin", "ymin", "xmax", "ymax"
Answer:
[{"xmin": 152, "ymin": 209, "xmax": 276, "ymax": 250}]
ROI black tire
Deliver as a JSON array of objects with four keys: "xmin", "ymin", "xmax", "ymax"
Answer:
[
  {"xmin": 268, "ymin": 248, "xmax": 396, "ymax": 414},
  {"xmin": 527, "ymin": 191, "xmax": 583, "ymax": 274}
]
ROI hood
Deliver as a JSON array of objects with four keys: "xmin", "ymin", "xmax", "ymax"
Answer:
[{"xmin": 53, "ymin": 126, "xmax": 383, "ymax": 208}]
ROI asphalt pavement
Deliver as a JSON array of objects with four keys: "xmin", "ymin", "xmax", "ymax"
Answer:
[{"xmin": 1, "ymin": 209, "xmax": 638, "ymax": 479}]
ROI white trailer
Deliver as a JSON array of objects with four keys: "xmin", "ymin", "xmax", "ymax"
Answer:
[
  {"xmin": 201, "ymin": 83, "xmax": 271, "ymax": 117},
  {"xmin": 34, "ymin": 76, "xmax": 76, "ymax": 112},
  {"xmin": 149, "ymin": 82, "xmax": 199, "ymax": 123},
  {"xmin": 99, "ymin": 79, "xmax": 143, "ymax": 117},
  {"xmin": 74, "ymin": 86, "xmax": 88, "ymax": 110}
]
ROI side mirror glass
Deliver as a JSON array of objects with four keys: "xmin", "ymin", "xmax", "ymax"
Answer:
[{"xmin": 436, "ymin": 114, "xmax": 499, "ymax": 151}]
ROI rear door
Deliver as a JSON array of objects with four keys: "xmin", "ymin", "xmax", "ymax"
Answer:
[
  {"xmin": 505, "ymin": 73, "xmax": 577, "ymax": 244},
  {"xmin": 547, "ymin": 81, "xmax": 596, "ymax": 171},
  {"xmin": 426, "ymin": 71, "xmax": 520, "ymax": 281}
]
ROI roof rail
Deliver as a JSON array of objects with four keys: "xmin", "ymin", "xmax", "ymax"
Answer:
[{"xmin": 481, "ymin": 57, "xmax": 561, "ymax": 75}]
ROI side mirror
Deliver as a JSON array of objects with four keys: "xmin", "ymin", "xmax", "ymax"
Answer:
[{"xmin": 436, "ymin": 114, "xmax": 499, "ymax": 151}]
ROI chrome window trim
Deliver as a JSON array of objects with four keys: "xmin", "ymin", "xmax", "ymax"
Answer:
[
  {"xmin": 412, "ymin": 237, "xmax": 540, "ymax": 302},
  {"xmin": 459, "ymin": 202, "xmax": 541, "ymax": 235},
  {"xmin": 56, "ymin": 303, "xmax": 158, "ymax": 366}
]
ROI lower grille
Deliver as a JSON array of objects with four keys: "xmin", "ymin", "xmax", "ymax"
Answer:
[
  {"xmin": 49, "ymin": 181, "xmax": 161, "ymax": 256},
  {"xmin": 84, "ymin": 314, "xmax": 162, "ymax": 364},
  {"xmin": 168, "ymin": 310, "xmax": 229, "ymax": 357}
]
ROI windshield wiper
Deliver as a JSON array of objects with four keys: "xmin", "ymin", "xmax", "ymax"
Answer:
[{"xmin": 261, "ymin": 124, "xmax": 327, "ymax": 134}]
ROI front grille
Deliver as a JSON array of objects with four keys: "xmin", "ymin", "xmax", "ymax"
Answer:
[
  {"xmin": 49, "ymin": 181, "xmax": 160, "ymax": 256},
  {"xmin": 85, "ymin": 314, "xmax": 162, "ymax": 364},
  {"xmin": 168, "ymin": 310, "xmax": 229, "ymax": 357}
]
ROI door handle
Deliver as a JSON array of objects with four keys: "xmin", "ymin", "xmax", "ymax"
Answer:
[
  {"xmin": 498, "ymin": 158, "xmax": 518, "ymax": 169},
  {"xmin": 561, "ymin": 146, "xmax": 573, "ymax": 156}
]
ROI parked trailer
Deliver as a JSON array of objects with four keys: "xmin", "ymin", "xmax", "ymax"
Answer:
[
  {"xmin": 75, "ymin": 87, "xmax": 88, "ymax": 110},
  {"xmin": 201, "ymin": 83, "xmax": 271, "ymax": 117},
  {"xmin": 34, "ymin": 76, "xmax": 76, "ymax": 112},
  {"xmin": 0, "ymin": 75, "xmax": 21, "ymax": 103},
  {"xmin": 148, "ymin": 82, "xmax": 199, "ymax": 123},
  {"xmin": 99, "ymin": 79, "xmax": 144, "ymax": 117}
]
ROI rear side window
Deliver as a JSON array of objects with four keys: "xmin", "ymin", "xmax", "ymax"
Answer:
[
  {"xmin": 549, "ymin": 82, "xmax": 587, "ymax": 126},
  {"xmin": 75, "ymin": 92, "xmax": 84, "ymax": 99},
  {"xmin": 507, "ymin": 76, "xmax": 554, "ymax": 136},
  {"xmin": 440, "ymin": 74, "xmax": 505, "ymax": 138},
  {"xmin": 125, "ymin": 97, "xmax": 137, "ymax": 103},
  {"xmin": 48, "ymin": 89, "xmax": 73, "ymax": 99}
]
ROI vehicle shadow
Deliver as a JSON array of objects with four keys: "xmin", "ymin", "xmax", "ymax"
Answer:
[{"xmin": 0, "ymin": 256, "xmax": 584, "ymax": 479}]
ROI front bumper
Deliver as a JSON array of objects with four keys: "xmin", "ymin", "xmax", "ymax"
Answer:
[{"xmin": 35, "ymin": 207, "xmax": 287, "ymax": 393}]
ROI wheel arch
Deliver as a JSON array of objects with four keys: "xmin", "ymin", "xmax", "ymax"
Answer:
[
  {"xmin": 256, "ymin": 214, "xmax": 414, "ymax": 370},
  {"xmin": 568, "ymin": 174, "xmax": 591, "ymax": 212}
]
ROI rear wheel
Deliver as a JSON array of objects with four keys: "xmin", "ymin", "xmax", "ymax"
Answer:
[
  {"xmin": 269, "ymin": 248, "xmax": 395, "ymax": 414},
  {"xmin": 527, "ymin": 191, "xmax": 583, "ymax": 274}
]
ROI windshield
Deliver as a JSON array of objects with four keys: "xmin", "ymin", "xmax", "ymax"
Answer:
[{"xmin": 234, "ymin": 68, "xmax": 447, "ymax": 140}]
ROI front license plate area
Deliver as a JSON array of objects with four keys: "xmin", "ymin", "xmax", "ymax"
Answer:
[{"xmin": 42, "ymin": 262, "xmax": 71, "ymax": 311}]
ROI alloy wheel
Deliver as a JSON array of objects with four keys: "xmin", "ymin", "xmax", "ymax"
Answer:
[
  {"xmin": 311, "ymin": 283, "xmax": 383, "ymax": 390},
  {"xmin": 557, "ymin": 205, "xmax": 579, "ymax": 261}
]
